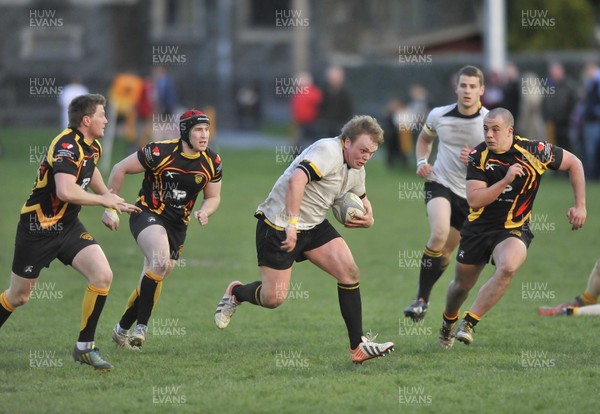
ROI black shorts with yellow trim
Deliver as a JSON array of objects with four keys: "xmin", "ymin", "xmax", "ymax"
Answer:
[
  {"xmin": 424, "ymin": 180, "xmax": 469, "ymax": 230},
  {"xmin": 11, "ymin": 219, "xmax": 98, "ymax": 279},
  {"xmin": 255, "ymin": 213, "xmax": 341, "ymax": 270},
  {"xmin": 129, "ymin": 210, "xmax": 187, "ymax": 260},
  {"xmin": 456, "ymin": 226, "xmax": 534, "ymax": 265}
]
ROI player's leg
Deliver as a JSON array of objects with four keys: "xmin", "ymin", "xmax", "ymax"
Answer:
[
  {"xmin": 215, "ymin": 219, "xmax": 294, "ymax": 328},
  {"xmin": 580, "ymin": 259, "xmax": 600, "ymax": 305},
  {"xmin": 126, "ymin": 224, "xmax": 173, "ymax": 347},
  {"xmin": 305, "ymin": 237, "xmax": 394, "ymax": 363},
  {"xmin": 2, "ymin": 224, "xmax": 57, "ymax": 329},
  {"xmin": 439, "ymin": 262, "xmax": 484, "ymax": 348},
  {"xmin": 444, "ymin": 262, "xmax": 485, "ymax": 319},
  {"xmin": 215, "ymin": 267, "xmax": 292, "ymax": 329},
  {"xmin": 405, "ymin": 193, "xmax": 453, "ymax": 321},
  {"xmin": 538, "ymin": 259, "xmax": 600, "ymax": 316},
  {"xmin": 455, "ymin": 237, "xmax": 527, "ymax": 345},
  {"xmin": 0, "ymin": 272, "xmax": 37, "ymax": 328},
  {"xmin": 70, "ymin": 244, "xmax": 114, "ymax": 370},
  {"xmin": 567, "ymin": 304, "xmax": 600, "ymax": 316}
]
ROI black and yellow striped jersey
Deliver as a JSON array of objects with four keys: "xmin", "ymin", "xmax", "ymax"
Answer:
[
  {"xmin": 465, "ymin": 135, "xmax": 563, "ymax": 231},
  {"xmin": 20, "ymin": 128, "xmax": 101, "ymax": 231},
  {"xmin": 136, "ymin": 139, "xmax": 222, "ymax": 226}
]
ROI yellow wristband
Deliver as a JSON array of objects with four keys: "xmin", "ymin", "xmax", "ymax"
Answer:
[{"xmin": 287, "ymin": 216, "xmax": 299, "ymax": 226}]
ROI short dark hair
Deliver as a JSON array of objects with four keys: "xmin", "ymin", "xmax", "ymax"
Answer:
[
  {"xmin": 340, "ymin": 115, "xmax": 384, "ymax": 145},
  {"xmin": 457, "ymin": 65, "xmax": 485, "ymax": 87},
  {"xmin": 486, "ymin": 107, "xmax": 514, "ymax": 127},
  {"xmin": 68, "ymin": 94, "xmax": 106, "ymax": 129}
]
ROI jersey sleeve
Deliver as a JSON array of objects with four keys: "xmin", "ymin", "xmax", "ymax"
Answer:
[
  {"xmin": 209, "ymin": 151, "xmax": 223, "ymax": 183},
  {"xmin": 422, "ymin": 107, "xmax": 441, "ymax": 137},
  {"xmin": 526, "ymin": 140, "xmax": 564, "ymax": 172},
  {"xmin": 51, "ymin": 136, "xmax": 81, "ymax": 176},
  {"xmin": 544, "ymin": 143, "xmax": 563, "ymax": 171},
  {"xmin": 297, "ymin": 140, "xmax": 340, "ymax": 182},
  {"xmin": 138, "ymin": 142, "xmax": 167, "ymax": 170}
]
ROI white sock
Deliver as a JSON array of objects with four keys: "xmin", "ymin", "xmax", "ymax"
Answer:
[
  {"xmin": 116, "ymin": 323, "xmax": 128, "ymax": 335},
  {"xmin": 76, "ymin": 341, "xmax": 94, "ymax": 351},
  {"xmin": 573, "ymin": 304, "xmax": 600, "ymax": 316}
]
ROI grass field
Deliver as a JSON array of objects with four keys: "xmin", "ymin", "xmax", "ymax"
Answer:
[{"xmin": 0, "ymin": 128, "xmax": 599, "ymax": 414}]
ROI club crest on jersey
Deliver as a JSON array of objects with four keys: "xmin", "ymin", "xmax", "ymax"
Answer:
[
  {"xmin": 195, "ymin": 175, "xmax": 203, "ymax": 184},
  {"xmin": 79, "ymin": 232, "xmax": 94, "ymax": 241}
]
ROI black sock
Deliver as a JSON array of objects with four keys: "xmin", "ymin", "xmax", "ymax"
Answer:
[
  {"xmin": 337, "ymin": 282, "xmax": 363, "ymax": 349},
  {"xmin": 137, "ymin": 273, "xmax": 160, "ymax": 326},
  {"xmin": 442, "ymin": 311, "xmax": 459, "ymax": 325},
  {"xmin": 464, "ymin": 311, "xmax": 480, "ymax": 327},
  {"xmin": 0, "ymin": 291, "xmax": 14, "ymax": 329},
  {"xmin": 232, "ymin": 281, "xmax": 263, "ymax": 306},
  {"xmin": 416, "ymin": 247, "xmax": 448, "ymax": 302},
  {"xmin": 119, "ymin": 289, "xmax": 139, "ymax": 330}
]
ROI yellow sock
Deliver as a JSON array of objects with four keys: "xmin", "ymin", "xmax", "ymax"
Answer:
[
  {"xmin": 464, "ymin": 311, "xmax": 481, "ymax": 322},
  {"xmin": 0, "ymin": 291, "xmax": 15, "ymax": 312},
  {"xmin": 79, "ymin": 285, "xmax": 109, "ymax": 342},
  {"xmin": 581, "ymin": 291, "xmax": 597, "ymax": 306}
]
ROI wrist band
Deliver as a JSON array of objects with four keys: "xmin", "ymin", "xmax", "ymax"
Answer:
[
  {"xmin": 417, "ymin": 158, "xmax": 428, "ymax": 168},
  {"xmin": 287, "ymin": 216, "xmax": 299, "ymax": 226}
]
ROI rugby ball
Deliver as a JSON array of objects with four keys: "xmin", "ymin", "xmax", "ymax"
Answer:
[{"xmin": 332, "ymin": 193, "xmax": 366, "ymax": 225}]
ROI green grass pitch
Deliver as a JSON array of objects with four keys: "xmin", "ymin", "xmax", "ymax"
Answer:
[{"xmin": 0, "ymin": 128, "xmax": 598, "ymax": 413}]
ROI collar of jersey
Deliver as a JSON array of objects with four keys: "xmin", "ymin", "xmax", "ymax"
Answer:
[
  {"xmin": 71, "ymin": 128, "xmax": 93, "ymax": 147},
  {"xmin": 338, "ymin": 136, "xmax": 351, "ymax": 168},
  {"xmin": 177, "ymin": 140, "xmax": 202, "ymax": 159}
]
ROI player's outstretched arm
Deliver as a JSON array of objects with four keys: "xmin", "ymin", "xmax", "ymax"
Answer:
[
  {"xmin": 558, "ymin": 150, "xmax": 586, "ymax": 230},
  {"xmin": 102, "ymin": 154, "xmax": 145, "ymax": 230},
  {"xmin": 55, "ymin": 172, "xmax": 138, "ymax": 213},
  {"xmin": 107, "ymin": 153, "xmax": 145, "ymax": 195},
  {"xmin": 194, "ymin": 181, "xmax": 222, "ymax": 226}
]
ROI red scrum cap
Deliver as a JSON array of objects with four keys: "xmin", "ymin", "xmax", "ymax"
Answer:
[{"xmin": 179, "ymin": 110, "xmax": 210, "ymax": 145}]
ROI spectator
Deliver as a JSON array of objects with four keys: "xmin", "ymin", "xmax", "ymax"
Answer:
[
  {"xmin": 290, "ymin": 72, "xmax": 322, "ymax": 149},
  {"xmin": 517, "ymin": 72, "xmax": 546, "ymax": 140},
  {"xmin": 235, "ymin": 80, "xmax": 262, "ymax": 130},
  {"xmin": 153, "ymin": 65, "xmax": 178, "ymax": 116},
  {"xmin": 320, "ymin": 66, "xmax": 354, "ymax": 137},
  {"xmin": 543, "ymin": 62, "xmax": 578, "ymax": 152},
  {"xmin": 582, "ymin": 61, "xmax": 600, "ymax": 180}
]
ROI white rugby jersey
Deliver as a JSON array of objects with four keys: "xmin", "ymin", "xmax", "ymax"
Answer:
[
  {"xmin": 422, "ymin": 103, "xmax": 488, "ymax": 198},
  {"xmin": 257, "ymin": 137, "xmax": 366, "ymax": 230}
]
